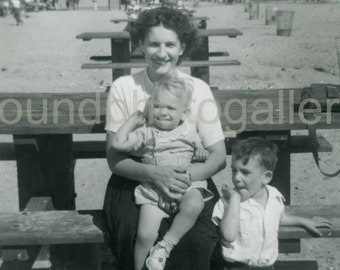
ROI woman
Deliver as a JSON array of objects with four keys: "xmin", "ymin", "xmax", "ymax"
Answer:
[{"xmin": 103, "ymin": 7, "xmax": 226, "ymax": 270}]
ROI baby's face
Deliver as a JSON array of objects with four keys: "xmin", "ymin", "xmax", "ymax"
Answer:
[
  {"xmin": 231, "ymin": 155, "xmax": 270, "ymax": 200},
  {"xmin": 151, "ymin": 90, "xmax": 186, "ymax": 130}
]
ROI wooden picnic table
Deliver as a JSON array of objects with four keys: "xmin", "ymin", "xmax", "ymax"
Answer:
[
  {"xmin": 76, "ymin": 28, "xmax": 243, "ymax": 83},
  {"xmin": 1, "ymin": 85, "xmax": 339, "ymax": 209},
  {"xmin": 1, "ymin": 84, "xmax": 340, "ymax": 269},
  {"xmin": 110, "ymin": 16, "xmax": 209, "ymax": 29}
]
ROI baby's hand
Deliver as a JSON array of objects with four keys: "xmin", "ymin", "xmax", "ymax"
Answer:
[
  {"xmin": 192, "ymin": 141, "xmax": 209, "ymax": 162},
  {"xmin": 132, "ymin": 111, "xmax": 146, "ymax": 126},
  {"xmin": 304, "ymin": 216, "xmax": 332, "ymax": 236}
]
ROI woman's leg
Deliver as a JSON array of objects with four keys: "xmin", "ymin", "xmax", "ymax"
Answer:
[
  {"xmin": 135, "ymin": 204, "xmax": 168, "ymax": 270},
  {"xmin": 102, "ymin": 174, "xmax": 140, "ymax": 270},
  {"xmin": 160, "ymin": 178, "xmax": 220, "ymax": 270}
]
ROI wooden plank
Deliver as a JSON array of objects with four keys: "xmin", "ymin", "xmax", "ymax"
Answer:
[
  {"xmin": 279, "ymin": 239, "xmax": 301, "ymax": 253},
  {"xmin": 0, "ymin": 211, "xmax": 104, "ymax": 246},
  {"xmin": 111, "ymin": 37, "xmax": 130, "ymax": 81},
  {"xmin": 290, "ymin": 134, "xmax": 332, "ymax": 153},
  {"xmin": 24, "ymin": 197, "xmax": 54, "ymax": 211},
  {"xmin": 89, "ymin": 51, "xmax": 230, "ymax": 61},
  {"xmin": 1, "ymin": 197, "xmax": 54, "ymax": 267},
  {"xmin": 76, "ymin": 31, "xmax": 130, "ymax": 41},
  {"xmin": 31, "ymin": 245, "xmax": 52, "ymax": 269},
  {"xmin": 13, "ymin": 135, "xmax": 48, "ymax": 210},
  {"xmin": 73, "ymin": 140, "xmax": 106, "ymax": 159},
  {"xmin": 0, "ymin": 143, "xmax": 15, "ymax": 160},
  {"xmin": 14, "ymin": 135, "xmax": 76, "ymax": 211},
  {"xmin": 1, "ymin": 87, "xmax": 340, "ymax": 135},
  {"xmin": 276, "ymin": 242, "xmax": 318, "ymax": 270},
  {"xmin": 0, "ymin": 92, "xmax": 107, "ymax": 135},
  {"xmin": 81, "ymin": 59, "xmax": 241, "ymax": 70},
  {"xmin": 110, "ymin": 16, "xmax": 209, "ymax": 24},
  {"xmin": 26, "ymin": 198, "xmax": 53, "ymax": 270},
  {"xmin": 76, "ymin": 28, "xmax": 242, "ymax": 41},
  {"xmin": 37, "ymin": 135, "xmax": 76, "ymax": 210},
  {"xmin": 225, "ymin": 135, "xmax": 332, "ymax": 155},
  {"xmin": 213, "ymin": 88, "xmax": 340, "ymax": 132},
  {"xmin": 1, "ymin": 134, "xmax": 324, "ymax": 160},
  {"xmin": 198, "ymin": 28, "xmax": 243, "ymax": 38}
]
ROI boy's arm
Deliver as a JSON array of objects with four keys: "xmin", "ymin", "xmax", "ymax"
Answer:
[
  {"xmin": 280, "ymin": 212, "xmax": 332, "ymax": 236},
  {"xmin": 219, "ymin": 185, "xmax": 241, "ymax": 243},
  {"xmin": 111, "ymin": 111, "xmax": 145, "ymax": 152}
]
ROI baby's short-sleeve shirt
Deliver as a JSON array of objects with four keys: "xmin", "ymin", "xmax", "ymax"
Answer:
[
  {"xmin": 105, "ymin": 69, "xmax": 224, "ymax": 148},
  {"xmin": 212, "ymin": 185, "xmax": 285, "ymax": 266}
]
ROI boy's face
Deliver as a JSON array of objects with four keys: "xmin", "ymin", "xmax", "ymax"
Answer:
[
  {"xmin": 151, "ymin": 90, "xmax": 186, "ymax": 130},
  {"xmin": 231, "ymin": 155, "xmax": 272, "ymax": 200}
]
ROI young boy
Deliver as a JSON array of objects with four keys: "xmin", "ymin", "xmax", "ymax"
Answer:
[{"xmin": 212, "ymin": 137, "xmax": 332, "ymax": 270}]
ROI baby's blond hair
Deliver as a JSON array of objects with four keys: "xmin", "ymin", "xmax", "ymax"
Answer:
[{"xmin": 153, "ymin": 78, "xmax": 194, "ymax": 110}]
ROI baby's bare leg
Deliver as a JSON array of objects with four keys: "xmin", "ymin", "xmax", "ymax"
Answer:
[
  {"xmin": 145, "ymin": 190, "xmax": 205, "ymax": 270},
  {"xmin": 167, "ymin": 188, "xmax": 204, "ymax": 239},
  {"xmin": 134, "ymin": 204, "xmax": 168, "ymax": 270}
]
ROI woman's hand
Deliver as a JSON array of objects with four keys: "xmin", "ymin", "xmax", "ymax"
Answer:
[{"xmin": 149, "ymin": 166, "xmax": 191, "ymax": 201}]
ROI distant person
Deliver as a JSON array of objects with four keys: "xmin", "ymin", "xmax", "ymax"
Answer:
[
  {"xmin": 10, "ymin": 0, "xmax": 23, "ymax": 25},
  {"xmin": 53, "ymin": 0, "xmax": 60, "ymax": 10},
  {"xmin": 73, "ymin": 0, "xmax": 78, "ymax": 9},
  {"xmin": 212, "ymin": 137, "xmax": 332, "ymax": 270},
  {"xmin": 0, "ymin": 0, "xmax": 10, "ymax": 16}
]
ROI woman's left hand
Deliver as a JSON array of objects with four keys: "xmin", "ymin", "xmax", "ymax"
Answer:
[
  {"xmin": 169, "ymin": 168, "xmax": 192, "ymax": 194},
  {"xmin": 149, "ymin": 166, "xmax": 191, "ymax": 201}
]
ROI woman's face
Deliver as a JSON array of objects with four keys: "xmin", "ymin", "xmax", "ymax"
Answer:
[{"xmin": 140, "ymin": 24, "xmax": 185, "ymax": 81}]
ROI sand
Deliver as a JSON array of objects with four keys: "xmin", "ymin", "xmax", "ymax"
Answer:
[{"xmin": 1, "ymin": 1, "xmax": 340, "ymax": 269}]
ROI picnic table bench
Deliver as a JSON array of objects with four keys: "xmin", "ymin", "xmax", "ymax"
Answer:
[
  {"xmin": 0, "ymin": 196, "xmax": 339, "ymax": 269},
  {"xmin": 76, "ymin": 28, "xmax": 243, "ymax": 83}
]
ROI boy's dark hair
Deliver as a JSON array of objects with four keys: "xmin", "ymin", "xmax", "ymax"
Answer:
[
  {"xmin": 232, "ymin": 137, "xmax": 279, "ymax": 172},
  {"xmin": 129, "ymin": 7, "xmax": 198, "ymax": 62}
]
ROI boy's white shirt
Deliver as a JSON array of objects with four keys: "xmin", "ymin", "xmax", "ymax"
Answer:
[{"xmin": 212, "ymin": 185, "xmax": 285, "ymax": 266}]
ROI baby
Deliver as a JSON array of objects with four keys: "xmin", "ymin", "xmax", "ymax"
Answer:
[{"xmin": 112, "ymin": 78, "xmax": 214, "ymax": 270}]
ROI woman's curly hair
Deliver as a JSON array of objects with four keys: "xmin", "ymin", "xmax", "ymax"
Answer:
[{"xmin": 130, "ymin": 7, "xmax": 199, "ymax": 63}]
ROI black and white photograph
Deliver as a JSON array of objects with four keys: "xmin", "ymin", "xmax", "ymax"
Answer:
[{"xmin": 0, "ymin": 0, "xmax": 340, "ymax": 269}]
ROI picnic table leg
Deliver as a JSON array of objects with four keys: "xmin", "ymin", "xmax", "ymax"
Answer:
[
  {"xmin": 190, "ymin": 36, "xmax": 210, "ymax": 84},
  {"xmin": 237, "ymin": 131, "xmax": 291, "ymax": 204},
  {"xmin": 267, "ymin": 132, "xmax": 291, "ymax": 205},
  {"xmin": 13, "ymin": 135, "xmax": 48, "ymax": 210},
  {"xmin": 14, "ymin": 134, "xmax": 76, "ymax": 210},
  {"xmin": 111, "ymin": 38, "xmax": 130, "ymax": 81}
]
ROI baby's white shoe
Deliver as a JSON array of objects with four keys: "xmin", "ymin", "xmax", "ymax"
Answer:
[{"xmin": 145, "ymin": 241, "xmax": 169, "ymax": 270}]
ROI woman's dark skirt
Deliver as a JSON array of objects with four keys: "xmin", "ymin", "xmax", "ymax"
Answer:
[{"xmin": 102, "ymin": 174, "xmax": 220, "ymax": 270}]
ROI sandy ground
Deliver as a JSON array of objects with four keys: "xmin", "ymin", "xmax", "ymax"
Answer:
[{"xmin": 1, "ymin": 1, "xmax": 340, "ymax": 269}]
